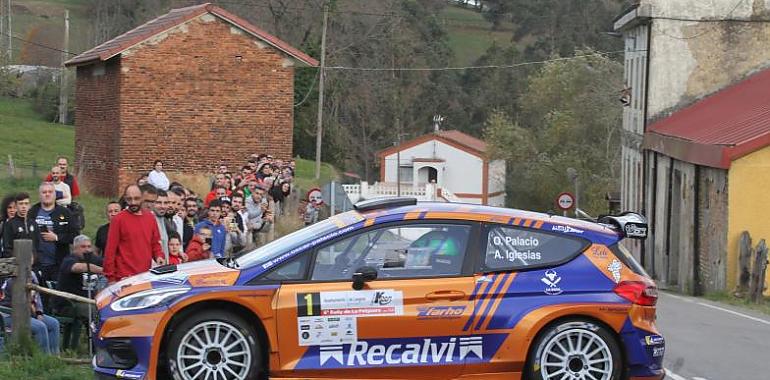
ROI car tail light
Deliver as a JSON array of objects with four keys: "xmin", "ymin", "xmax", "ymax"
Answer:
[{"xmin": 614, "ymin": 281, "xmax": 658, "ymax": 306}]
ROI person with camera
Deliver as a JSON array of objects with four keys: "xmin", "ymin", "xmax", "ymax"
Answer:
[
  {"xmin": 185, "ymin": 226, "xmax": 213, "ymax": 262},
  {"xmin": 54, "ymin": 235, "xmax": 103, "ymax": 349},
  {"xmin": 194, "ymin": 199, "xmax": 226, "ymax": 258}
]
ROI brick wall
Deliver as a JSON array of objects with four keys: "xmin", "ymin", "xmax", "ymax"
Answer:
[
  {"xmin": 75, "ymin": 14, "xmax": 296, "ymax": 196},
  {"xmin": 74, "ymin": 59, "xmax": 122, "ymax": 196}
]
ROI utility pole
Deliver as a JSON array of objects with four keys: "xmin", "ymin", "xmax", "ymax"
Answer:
[
  {"xmin": 6, "ymin": 0, "xmax": 11, "ymax": 62},
  {"xmin": 314, "ymin": 2, "xmax": 329, "ymax": 180},
  {"xmin": 58, "ymin": 9, "xmax": 69, "ymax": 124},
  {"xmin": 396, "ymin": 118, "xmax": 401, "ymax": 197}
]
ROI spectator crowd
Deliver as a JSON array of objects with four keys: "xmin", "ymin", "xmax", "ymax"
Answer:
[{"xmin": 0, "ymin": 153, "xmax": 300, "ymax": 354}]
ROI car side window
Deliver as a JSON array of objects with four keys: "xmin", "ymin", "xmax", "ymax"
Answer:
[
  {"xmin": 262, "ymin": 254, "xmax": 311, "ymax": 281},
  {"xmin": 312, "ymin": 224, "xmax": 471, "ymax": 281},
  {"xmin": 484, "ymin": 226, "xmax": 588, "ymax": 271}
]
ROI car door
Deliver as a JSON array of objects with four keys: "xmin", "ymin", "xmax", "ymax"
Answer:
[
  {"xmin": 464, "ymin": 223, "xmax": 593, "ymax": 375},
  {"xmin": 272, "ymin": 221, "xmax": 481, "ymax": 379}
]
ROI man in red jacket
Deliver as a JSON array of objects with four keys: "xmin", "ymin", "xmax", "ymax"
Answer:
[{"xmin": 104, "ymin": 185, "xmax": 166, "ymax": 284}]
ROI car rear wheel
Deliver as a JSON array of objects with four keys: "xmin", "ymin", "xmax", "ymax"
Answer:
[
  {"xmin": 527, "ymin": 320, "xmax": 622, "ymax": 380},
  {"xmin": 167, "ymin": 310, "xmax": 261, "ymax": 380}
]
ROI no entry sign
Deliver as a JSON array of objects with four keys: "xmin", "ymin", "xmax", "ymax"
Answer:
[{"xmin": 556, "ymin": 192, "xmax": 575, "ymax": 211}]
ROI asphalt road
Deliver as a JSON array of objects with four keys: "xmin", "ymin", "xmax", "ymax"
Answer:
[{"xmin": 657, "ymin": 292, "xmax": 770, "ymax": 380}]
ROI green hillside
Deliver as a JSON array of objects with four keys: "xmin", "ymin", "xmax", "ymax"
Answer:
[
  {"xmin": 0, "ymin": 97, "xmax": 337, "ymax": 237},
  {"xmin": 9, "ymin": 1, "xmax": 512, "ymax": 68},
  {"xmin": 439, "ymin": 5, "xmax": 516, "ymax": 65}
]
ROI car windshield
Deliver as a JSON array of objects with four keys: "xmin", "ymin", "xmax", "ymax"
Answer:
[{"xmin": 235, "ymin": 219, "xmax": 339, "ymax": 268}]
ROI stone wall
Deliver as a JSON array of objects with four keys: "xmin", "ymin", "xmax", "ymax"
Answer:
[{"xmin": 644, "ymin": 0, "xmax": 770, "ymax": 119}]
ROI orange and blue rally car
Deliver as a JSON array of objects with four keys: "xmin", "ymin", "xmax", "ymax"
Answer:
[{"xmin": 93, "ymin": 197, "xmax": 665, "ymax": 380}]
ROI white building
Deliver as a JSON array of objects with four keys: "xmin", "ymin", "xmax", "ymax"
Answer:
[{"xmin": 374, "ymin": 130, "xmax": 506, "ymax": 206}]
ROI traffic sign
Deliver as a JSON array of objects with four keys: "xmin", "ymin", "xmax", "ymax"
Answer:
[{"xmin": 556, "ymin": 192, "xmax": 575, "ymax": 211}]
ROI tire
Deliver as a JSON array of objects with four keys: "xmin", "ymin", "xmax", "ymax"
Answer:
[
  {"xmin": 166, "ymin": 310, "xmax": 261, "ymax": 380},
  {"xmin": 526, "ymin": 319, "xmax": 623, "ymax": 380}
]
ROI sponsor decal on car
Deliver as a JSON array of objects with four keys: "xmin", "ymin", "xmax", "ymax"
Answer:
[
  {"xmin": 624, "ymin": 223, "xmax": 648, "ymax": 238},
  {"xmin": 295, "ymin": 334, "xmax": 508, "ymax": 369},
  {"xmin": 416, "ymin": 306, "xmax": 466, "ymax": 320},
  {"xmin": 551, "ymin": 225, "xmax": 584, "ymax": 234},
  {"xmin": 298, "ymin": 315, "xmax": 357, "ymax": 346},
  {"xmin": 298, "ymin": 290, "xmax": 404, "ymax": 317},
  {"xmin": 115, "ymin": 369, "xmax": 145, "ymax": 379},
  {"xmin": 644, "ymin": 335, "xmax": 664, "ymax": 346},
  {"xmin": 608, "ymin": 259, "xmax": 623, "ymax": 283},
  {"xmin": 590, "ymin": 246, "xmax": 608, "ymax": 258},
  {"xmin": 541, "ymin": 269, "xmax": 563, "ymax": 295}
]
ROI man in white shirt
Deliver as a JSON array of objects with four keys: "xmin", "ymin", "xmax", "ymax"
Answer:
[
  {"xmin": 50, "ymin": 166, "xmax": 72, "ymax": 206},
  {"xmin": 147, "ymin": 160, "xmax": 170, "ymax": 191}
]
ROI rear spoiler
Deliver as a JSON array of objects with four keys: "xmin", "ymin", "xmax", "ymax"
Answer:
[{"xmin": 597, "ymin": 212, "xmax": 648, "ymax": 239}]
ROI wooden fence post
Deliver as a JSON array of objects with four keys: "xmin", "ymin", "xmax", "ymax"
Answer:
[
  {"xmin": 10, "ymin": 239, "xmax": 33, "ymax": 353},
  {"xmin": 736, "ymin": 231, "xmax": 753, "ymax": 297},
  {"xmin": 750, "ymin": 239, "xmax": 768, "ymax": 303}
]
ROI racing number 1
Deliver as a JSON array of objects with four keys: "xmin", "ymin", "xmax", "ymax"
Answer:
[{"xmin": 297, "ymin": 292, "xmax": 321, "ymax": 317}]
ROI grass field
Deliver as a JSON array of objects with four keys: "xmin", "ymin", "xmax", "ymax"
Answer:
[
  {"xmin": 704, "ymin": 292, "xmax": 770, "ymax": 316},
  {"xmin": 0, "ymin": 96, "xmax": 337, "ymax": 238},
  {"xmin": 0, "ymin": 352, "xmax": 91, "ymax": 380},
  {"xmin": 439, "ymin": 5, "xmax": 516, "ymax": 66}
]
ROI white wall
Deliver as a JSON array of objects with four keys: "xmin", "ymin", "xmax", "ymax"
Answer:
[
  {"xmin": 488, "ymin": 159, "xmax": 506, "ymax": 201},
  {"xmin": 383, "ymin": 139, "xmax": 484, "ymax": 195},
  {"xmin": 640, "ymin": 0, "xmax": 770, "ymax": 117}
]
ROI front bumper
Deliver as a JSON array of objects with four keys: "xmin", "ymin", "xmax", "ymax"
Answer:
[{"xmin": 93, "ymin": 336, "xmax": 153, "ymax": 379}]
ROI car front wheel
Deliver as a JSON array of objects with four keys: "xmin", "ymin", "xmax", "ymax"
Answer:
[
  {"xmin": 527, "ymin": 319, "xmax": 623, "ymax": 380},
  {"xmin": 167, "ymin": 310, "xmax": 261, "ymax": 380}
]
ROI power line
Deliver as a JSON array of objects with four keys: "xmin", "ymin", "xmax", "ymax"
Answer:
[
  {"xmin": 0, "ymin": 31, "xmax": 76, "ymax": 56},
  {"xmin": 323, "ymin": 49, "xmax": 640, "ymax": 72},
  {"xmin": 654, "ymin": 0, "xmax": 750, "ymax": 40}
]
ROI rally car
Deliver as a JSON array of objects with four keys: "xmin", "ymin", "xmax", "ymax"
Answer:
[{"xmin": 93, "ymin": 198, "xmax": 665, "ymax": 380}]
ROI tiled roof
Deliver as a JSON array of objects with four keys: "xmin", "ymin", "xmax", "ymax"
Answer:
[
  {"xmin": 65, "ymin": 3, "xmax": 318, "ymax": 67},
  {"xmin": 436, "ymin": 130, "xmax": 487, "ymax": 153},
  {"xmin": 378, "ymin": 129, "xmax": 488, "ymax": 159},
  {"xmin": 644, "ymin": 67, "xmax": 770, "ymax": 169}
]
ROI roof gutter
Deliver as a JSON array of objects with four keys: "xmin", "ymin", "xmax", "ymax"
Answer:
[
  {"xmin": 643, "ymin": 132, "xmax": 730, "ymax": 169},
  {"xmin": 614, "ymin": 4, "xmax": 653, "ymax": 32}
]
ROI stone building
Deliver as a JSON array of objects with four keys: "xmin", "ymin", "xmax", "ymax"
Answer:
[
  {"xmin": 615, "ymin": 0, "xmax": 770, "ymax": 294},
  {"xmin": 65, "ymin": 3, "xmax": 318, "ymax": 196}
]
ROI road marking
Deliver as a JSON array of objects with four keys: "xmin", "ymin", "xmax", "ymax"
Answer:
[
  {"xmin": 666, "ymin": 369, "xmax": 689, "ymax": 380},
  {"xmin": 693, "ymin": 377, "xmax": 710, "ymax": 380},
  {"xmin": 662, "ymin": 292, "xmax": 770, "ymax": 326}
]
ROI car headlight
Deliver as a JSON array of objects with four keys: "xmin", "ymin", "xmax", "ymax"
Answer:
[{"xmin": 110, "ymin": 287, "xmax": 191, "ymax": 312}]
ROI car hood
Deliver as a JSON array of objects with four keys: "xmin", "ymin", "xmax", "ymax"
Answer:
[{"xmin": 96, "ymin": 259, "xmax": 241, "ymax": 309}]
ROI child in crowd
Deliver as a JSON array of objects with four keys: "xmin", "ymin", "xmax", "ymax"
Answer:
[
  {"xmin": 167, "ymin": 233, "xmax": 186, "ymax": 265},
  {"xmin": 185, "ymin": 227, "xmax": 212, "ymax": 262}
]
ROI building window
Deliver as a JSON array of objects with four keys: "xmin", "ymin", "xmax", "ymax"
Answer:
[
  {"xmin": 398, "ymin": 166, "xmax": 413, "ymax": 183},
  {"xmin": 92, "ymin": 63, "xmax": 106, "ymax": 77}
]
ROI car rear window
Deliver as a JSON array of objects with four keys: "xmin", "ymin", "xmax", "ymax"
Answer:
[
  {"xmin": 483, "ymin": 226, "xmax": 590, "ymax": 271},
  {"xmin": 609, "ymin": 243, "xmax": 650, "ymax": 277}
]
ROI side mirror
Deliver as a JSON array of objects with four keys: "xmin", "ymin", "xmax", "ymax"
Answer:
[{"xmin": 352, "ymin": 266, "xmax": 378, "ymax": 290}]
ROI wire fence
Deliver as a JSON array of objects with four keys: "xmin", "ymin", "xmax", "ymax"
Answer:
[{"xmin": 1, "ymin": 156, "xmax": 47, "ymax": 183}]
